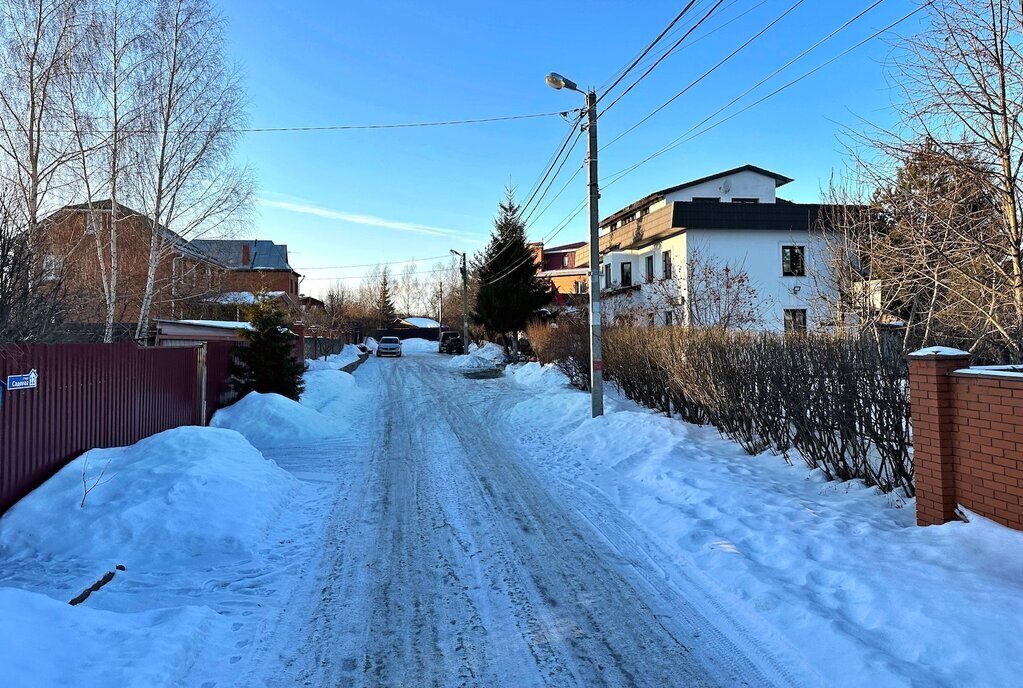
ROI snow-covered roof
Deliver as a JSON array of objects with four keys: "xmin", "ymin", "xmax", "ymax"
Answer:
[
  {"xmin": 400, "ymin": 316, "xmax": 441, "ymax": 328},
  {"xmin": 908, "ymin": 346, "xmax": 971, "ymax": 358},
  {"xmin": 176, "ymin": 320, "xmax": 254, "ymax": 331}
]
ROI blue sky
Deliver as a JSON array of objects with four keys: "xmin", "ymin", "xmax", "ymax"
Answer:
[{"xmin": 219, "ymin": 0, "xmax": 924, "ymax": 296}]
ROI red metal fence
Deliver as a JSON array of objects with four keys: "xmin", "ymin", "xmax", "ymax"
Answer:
[{"xmin": 0, "ymin": 342, "xmax": 235, "ymax": 514}]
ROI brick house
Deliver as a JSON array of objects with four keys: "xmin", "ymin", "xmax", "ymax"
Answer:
[
  {"xmin": 41, "ymin": 201, "xmax": 228, "ymax": 333},
  {"xmin": 531, "ymin": 241, "xmax": 589, "ymax": 297},
  {"xmin": 190, "ymin": 239, "xmax": 301, "ymax": 308}
]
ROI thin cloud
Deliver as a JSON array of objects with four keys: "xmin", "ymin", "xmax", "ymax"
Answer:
[{"xmin": 259, "ymin": 198, "xmax": 461, "ymax": 237}]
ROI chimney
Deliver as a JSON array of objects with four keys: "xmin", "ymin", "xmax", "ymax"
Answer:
[{"xmin": 241, "ymin": 243, "xmax": 250, "ymax": 266}]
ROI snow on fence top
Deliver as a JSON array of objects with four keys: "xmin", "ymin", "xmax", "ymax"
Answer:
[{"xmin": 908, "ymin": 346, "xmax": 972, "ymax": 357}]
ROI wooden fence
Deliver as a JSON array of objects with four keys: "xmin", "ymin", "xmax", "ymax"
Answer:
[{"xmin": 0, "ymin": 342, "xmax": 236, "ymax": 514}]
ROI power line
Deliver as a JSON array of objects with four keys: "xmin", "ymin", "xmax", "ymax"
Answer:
[
  {"xmin": 599, "ymin": 0, "xmax": 727, "ymax": 116},
  {"xmin": 301, "ymin": 266, "xmax": 453, "ymax": 282},
  {"xmin": 522, "ymin": 129, "xmax": 584, "ymax": 225},
  {"xmin": 293, "ymin": 254, "xmax": 453, "ymax": 270},
  {"xmin": 602, "ymin": 0, "xmax": 927, "ymax": 186},
  {"xmin": 13, "ymin": 110, "xmax": 576, "ymax": 135},
  {"xmin": 597, "ymin": 1, "xmax": 701, "ymax": 104},
  {"xmin": 601, "ymin": 0, "xmax": 808, "ymax": 151}
]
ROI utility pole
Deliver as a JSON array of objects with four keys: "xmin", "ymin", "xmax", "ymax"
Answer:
[
  {"xmin": 547, "ymin": 72, "xmax": 603, "ymax": 417},
  {"xmin": 451, "ymin": 249, "xmax": 470, "ymax": 351}
]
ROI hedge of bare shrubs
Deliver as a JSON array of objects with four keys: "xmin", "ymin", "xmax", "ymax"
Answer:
[{"xmin": 531, "ymin": 318, "xmax": 913, "ymax": 496}]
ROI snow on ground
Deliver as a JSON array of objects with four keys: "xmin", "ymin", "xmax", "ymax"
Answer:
[
  {"xmin": 305, "ymin": 343, "xmax": 363, "ymax": 371},
  {"xmin": 469, "ymin": 341, "xmax": 506, "ymax": 363},
  {"xmin": 506, "ymin": 362, "xmax": 1023, "ymax": 688},
  {"xmin": 0, "ymin": 426, "xmax": 300, "ymax": 687},
  {"xmin": 446, "ymin": 352, "xmax": 500, "ymax": 371},
  {"xmin": 399, "ymin": 336, "xmax": 438, "ymax": 354},
  {"xmin": 211, "ymin": 391, "xmax": 341, "ymax": 448}
]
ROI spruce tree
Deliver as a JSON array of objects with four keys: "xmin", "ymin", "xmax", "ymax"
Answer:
[
  {"xmin": 232, "ymin": 296, "xmax": 305, "ymax": 400},
  {"xmin": 377, "ymin": 267, "xmax": 397, "ymax": 326},
  {"xmin": 473, "ymin": 189, "xmax": 556, "ymax": 345}
]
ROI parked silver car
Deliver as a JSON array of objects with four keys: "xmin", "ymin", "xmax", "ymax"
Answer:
[{"xmin": 376, "ymin": 336, "xmax": 402, "ymax": 357}]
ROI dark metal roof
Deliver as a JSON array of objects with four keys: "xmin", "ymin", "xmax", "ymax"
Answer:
[
  {"xmin": 545, "ymin": 241, "xmax": 586, "ymax": 252},
  {"xmin": 671, "ymin": 202, "xmax": 837, "ymax": 232},
  {"xmin": 190, "ymin": 239, "xmax": 295, "ymax": 271}
]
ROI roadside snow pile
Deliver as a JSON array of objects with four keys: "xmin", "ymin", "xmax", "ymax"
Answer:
[
  {"xmin": 400, "ymin": 337, "xmax": 437, "ymax": 354},
  {"xmin": 470, "ymin": 341, "xmax": 506, "ymax": 363},
  {"xmin": 0, "ymin": 427, "xmax": 296, "ymax": 570},
  {"xmin": 509, "ymin": 361, "xmax": 570, "ymax": 389},
  {"xmin": 212, "ymin": 391, "xmax": 340, "ymax": 448},
  {"xmin": 301, "ymin": 369, "xmax": 366, "ymax": 428},
  {"xmin": 305, "ymin": 344, "xmax": 363, "ymax": 371},
  {"xmin": 446, "ymin": 353, "xmax": 499, "ymax": 371},
  {"xmin": 364, "ymin": 337, "xmax": 378, "ymax": 352},
  {"xmin": 507, "ymin": 379, "xmax": 1023, "ymax": 688},
  {"xmin": 0, "ymin": 586, "xmax": 219, "ymax": 687}
]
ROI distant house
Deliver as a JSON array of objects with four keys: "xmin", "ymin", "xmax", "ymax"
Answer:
[
  {"xmin": 190, "ymin": 239, "xmax": 302, "ymax": 308},
  {"xmin": 392, "ymin": 316, "xmax": 441, "ymax": 329},
  {"xmin": 531, "ymin": 241, "xmax": 589, "ymax": 297},
  {"xmin": 560, "ymin": 165, "xmax": 843, "ymax": 332}
]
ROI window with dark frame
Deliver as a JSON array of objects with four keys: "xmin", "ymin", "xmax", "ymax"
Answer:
[
  {"xmin": 782, "ymin": 245, "xmax": 806, "ymax": 277},
  {"xmin": 664, "ymin": 311, "xmax": 673, "ymax": 326},
  {"xmin": 562, "ymin": 254, "xmax": 570, "ymax": 268},
  {"xmin": 784, "ymin": 308, "xmax": 807, "ymax": 333},
  {"xmin": 645, "ymin": 255, "xmax": 654, "ymax": 282},
  {"xmin": 604, "ymin": 263, "xmax": 611, "ymax": 289},
  {"xmin": 620, "ymin": 261, "xmax": 632, "ymax": 287},
  {"xmin": 662, "ymin": 250, "xmax": 672, "ymax": 279},
  {"xmin": 731, "ymin": 197, "xmax": 759, "ymax": 204}
]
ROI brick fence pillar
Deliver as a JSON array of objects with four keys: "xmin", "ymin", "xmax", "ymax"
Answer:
[
  {"xmin": 908, "ymin": 347, "xmax": 972, "ymax": 526},
  {"xmin": 292, "ymin": 321, "xmax": 306, "ymax": 363}
]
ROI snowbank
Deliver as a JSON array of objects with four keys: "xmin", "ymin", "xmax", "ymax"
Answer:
[
  {"xmin": 211, "ymin": 391, "xmax": 340, "ymax": 448},
  {"xmin": 305, "ymin": 343, "xmax": 363, "ymax": 371},
  {"xmin": 0, "ymin": 586, "xmax": 220, "ymax": 687},
  {"xmin": 509, "ymin": 361, "xmax": 570, "ymax": 390},
  {"xmin": 301, "ymin": 369, "xmax": 367, "ymax": 430},
  {"xmin": 0, "ymin": 427, "xmax": 296, "ymax": 570},
  {"xmin": 506, "ymin": 376, "xmax": 1023, "ymax": 688},
  {"xmin": 400, "ymin": 337, "xmax": 437, "ymax": 354},
  {"xmin": 446, "ymin": 353, "xmax": 499, "ymax": 372},
  {"xmin": 469, "ymin": 341, "xmax": 506, "ymax": 363}
]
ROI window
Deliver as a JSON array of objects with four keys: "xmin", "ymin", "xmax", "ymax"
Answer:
[
  {"xmin": 662, "ymin": 251, "xmax": 672, "ymax": 279},
  {"xmin": 645, "ymin": 255, "xmax": 654, "ymax": 283},
  {"xmin": 562, "ymin": 254, "xmax": 570, "ymax": 268},
  {"xmin": 603, "ymin": 263, "xmax": 611, "ymax": 288},
  {"xmin": 620, "ymin": 261, "xmax": 632, "ymax": 287},
  {"xmin": 782, "ymin": 245, "xmax": 806, "ymax": 277},
  {"xmin": 732, "ymin": 197, "xmax": 759, "ymax": 204},
  {"xmin": 575, "ymin": 280, "xmax": 586, "ymax": 294},
  {"xmin": 664, "ymin": 311, "xmax": 673, "ymax": 326},
  {"xmin": 784, "ymin": 309, "xmax": 808, "ymax": 333},
  {"xmin": 85, "ymin": 214, "xmax": 97, "ymax": 234},
  {"xmin": 42, "ymin": 255, "xmax": 62, "ymax": 281},
  {"xmin": 692, "ymin": 197, "xmax": 720, "ymax": 203}
]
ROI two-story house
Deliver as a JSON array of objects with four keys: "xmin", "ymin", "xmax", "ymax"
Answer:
[
  {"xmin": 570, "ymin": 165, "xmax": 839, "ymax": 332},
  {"xmin": 190, "ymin": 239, "xmax": 301, "ymax": 309},
  {"xmin": 531, "ymin": 241, "xmax": 589, "ymax": 297}
]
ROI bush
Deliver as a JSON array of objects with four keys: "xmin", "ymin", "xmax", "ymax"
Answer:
[
  {"xmin": 600, "ymin": 326, "xmax": 912, "ymax": 495},
  {"xmin": 526, "ymin": 316, "xmax": 591, "ymax": 390}
]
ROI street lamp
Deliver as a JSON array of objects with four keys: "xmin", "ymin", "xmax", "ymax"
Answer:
[
  {"xmin": 450, "ymin": 249, "xmax": 469, "ymax": 352},
  {"xmin": 546, "ymin": 71, "xmax": 604, "ymax": 418}
]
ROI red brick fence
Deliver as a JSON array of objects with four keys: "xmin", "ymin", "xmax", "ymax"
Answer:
[
  {"xmin": 0, "ymin": 342, "xmax": 237, "ymax": 515},
  {"xmin": 909, "ymin": 348, "xmax": 1023, "ymax": 530}
]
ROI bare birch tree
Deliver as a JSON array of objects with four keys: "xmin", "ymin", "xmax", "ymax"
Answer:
[
  {"xmin": 131, "ymin": 0, "xmax": 251, "ymax": 340},
  {"xmin": 0, "ymin": 0, "xmax": 80, "ymax": 231}
]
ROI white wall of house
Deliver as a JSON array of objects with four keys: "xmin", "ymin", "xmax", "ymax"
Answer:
[
  {"xmin": 665, "ymin": 169, "xmax": 779, "ymax": 204},
  {"xmin": 600, "ymin": 228, "xmax": 833, "ymax": 331}
]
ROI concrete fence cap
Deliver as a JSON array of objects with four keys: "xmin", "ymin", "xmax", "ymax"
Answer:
[{"xmin": 908, "ymin": 346, "xmax": 972, "ymax": 358}]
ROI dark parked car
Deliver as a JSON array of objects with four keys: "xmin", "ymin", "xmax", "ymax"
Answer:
[
  {"xmin": 438, "ymin": 331, "xmax": 459, "ymax": 353},
  {"xmin": 443, "ymin": 335, "xmax": 465, "ymax": 355}
]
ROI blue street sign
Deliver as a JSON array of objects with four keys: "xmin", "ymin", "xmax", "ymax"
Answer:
[{"xmin": 6, "ymin": 369, "xmax": 38, "ymax": 390}]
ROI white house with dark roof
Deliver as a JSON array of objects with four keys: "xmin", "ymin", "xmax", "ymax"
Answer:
[{"xmin": 571, "ymin": 165, "xmax": 839, "ymax": 332}]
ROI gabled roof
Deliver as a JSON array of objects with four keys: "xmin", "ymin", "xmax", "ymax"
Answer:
[
  {"xmin": 545, "ymin": 241, "xmax": 586, "ymax": 253},
  {"xmin": 50, "ymin": 200, "xmax": 224, "ymax": 266},
  {"xmin": 190, "ymin": 239, "xmax": 295, "ymax": 272},
  {"xmin": 600, "ymin": 164, "xmax": 794, "ymax": 227}
]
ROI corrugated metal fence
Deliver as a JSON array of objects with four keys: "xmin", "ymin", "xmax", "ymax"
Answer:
[{"xmin": 0, "ymin": 342, "xmax": 236, "ymax": 514}]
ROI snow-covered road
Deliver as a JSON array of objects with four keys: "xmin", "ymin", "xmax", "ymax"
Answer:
[{"xmin": 240, "ymin": 351, "xmax": 794, "ymax": 688}]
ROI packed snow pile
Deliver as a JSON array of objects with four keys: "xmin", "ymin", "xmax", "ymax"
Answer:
[
  {"xmin": 469, "ymin": 341, "xmax": 506, "ymax": 363},
  {"xmin": 211, "ymin": 391, "xmax": 340, "ymax": 448},
  {"xmin": 305, "ymin": 343, "xmax": 363, "ymax": 371},
  {"xmin": 301, "ymin": 369, "xmax": 367, "ymax": 429},
  {"xmin": 509, "ymin": 361, "xmax": 570, "ymax": 389},
  {"xmin": 446, "ymin": 353, "xmax": 499, "ymax": 371},
  {"xmin": 0, "ymin": 427, "xmax": 296, "ymax": 570},
  {"xmin": 506, "ymin": 378, "xmax": 1023, "ymax": 688},
  {"xmin": 0, "ymin": 586, "xmax": 219, "ymax": 687},
  {"xmin": 399, "ymin": 337, "xmax": 437, "ymax": 354},
  {"xmin": 364, "ymin": 336, "xmax": 378, "ymax": 352}
]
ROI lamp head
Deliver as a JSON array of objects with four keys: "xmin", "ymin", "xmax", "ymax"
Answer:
[{"xmin": 546, "ymin": 72, "xmax": 578, "ymax": 92}]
